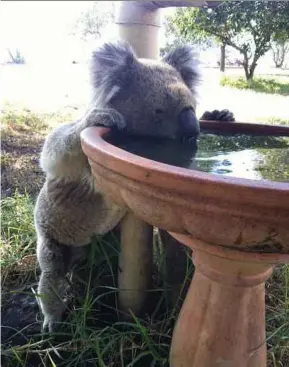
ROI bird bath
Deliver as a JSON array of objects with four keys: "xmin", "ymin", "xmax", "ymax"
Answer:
[{"xmin": 81, "ymin": 121, "xmax": 289, "ymax": 367}]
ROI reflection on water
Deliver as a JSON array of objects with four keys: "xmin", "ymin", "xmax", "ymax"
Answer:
[{"xmin": 107, "ymin": 132, "xmax": 289, "ymax": 183}]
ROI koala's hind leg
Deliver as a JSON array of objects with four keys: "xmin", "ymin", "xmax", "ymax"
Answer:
[{"xmin": 37, "ymin": 237, "xmax": 86, "ymax": 332}]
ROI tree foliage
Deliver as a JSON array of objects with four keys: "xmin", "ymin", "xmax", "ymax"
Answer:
[
  {"xmin": 160, "ymin": 14, "xmax": 213, "ymax": 56},
  {"xmin": 172, "ymin": 1, "xmax": 289, "ymax": 80},
  {"xmin": 160, "ymin": 15, "xmax": 188, "ymax": 56},
  {"xmin": 73, "ymin": 2, "xmax": 115, "ymax": 41},
  {"xmin": 6, "ymin": 48, "xmax": 25, "ymax": 64}
]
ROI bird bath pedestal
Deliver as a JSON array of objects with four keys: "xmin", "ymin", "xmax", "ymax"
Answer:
[{"xmin": 81, "ymin": 122, "xmax": 289, "ymax": 367}]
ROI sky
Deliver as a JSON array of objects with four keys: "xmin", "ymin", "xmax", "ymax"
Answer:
[
  {"xmin": 0, "ymin": 1, "xmax": 97, "ymax": 64},
  {"xmin": 0, "ymin": 1, "xmax": 174, "ymax": 65}
]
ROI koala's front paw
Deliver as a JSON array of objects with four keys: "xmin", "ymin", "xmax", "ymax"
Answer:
[
  {"xmin": 201, "ymin": 109, "xmax": 235, "ymax": 122},
  {"xmin": 83, "ymin": 108, "xmax": 126, "ymax": 130}
]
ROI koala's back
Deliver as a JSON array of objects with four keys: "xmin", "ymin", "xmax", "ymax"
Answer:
[{"xmin": 35, "ymin": 178, "xmax": 125, "ymax": 246}]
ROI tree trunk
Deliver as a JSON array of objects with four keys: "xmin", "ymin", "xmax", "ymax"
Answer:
[
  {"xmin": 242, "ymin": 60, "xmax": 250, "ymax": 81},
  {"xmin": 7, "ymin": 48, "xmax": 16, "ymax": 63},
  {"xmin": 275, "ymin": 50, "xmax": 285, "ymax": 68},
  {"xmin": 248, "ymin": 61, "xmax": 257, "ymax": 80},
  {"xmin": 242, "ymin": 53, "xmax": 257, "ymax": 81},
  {"xmin": 272, "ymin": 43, "xmax": 286, "ymax": 69},
  {"xmin": 220, "ymin": 44, "xmax": 225, "ymax": 72}
]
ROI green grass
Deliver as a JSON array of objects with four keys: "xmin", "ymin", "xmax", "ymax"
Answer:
[
  {"xmin": 1, "ymin": 192, "xmax": 37, "ymax": 281},
  {"xmin": 266, "ymin": 265, "xmax": 289, "ymax": 366},
  {"xmin": 1, "ymin": 108, "xmax": 50, "ymax": 133},
  {"xmin": 1, "ymin": 104, "xmax": 74, "ymax": 139},
  {"xmin": 256, "ymin": 116, "xmax": 289, "ymax": 126},
  {"xmin": 1, "ymin": 227, "xmax": 179, "ymax": 366},
  {"xmin": 220, "ymin": 76, "xmax": 289, "ymax": 96},
  {"xmin": 1, "ymin": 106, "xmax": 289, "ymax": 366},
  {"xmin": 1, "ymin": 191, "xmax": 288, "ymax": 366},
  {"xmin": 1, "ymin": 201, "xmax": 288, "ymax": 366}
]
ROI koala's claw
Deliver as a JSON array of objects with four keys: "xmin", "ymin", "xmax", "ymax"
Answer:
[
  {"xmin": 201, "ymin": 109, "xmax": 235, "ymax": 122},
  {"xmin": 218, "ymin": 109, "xmax": 235, "ymax": 121},
  {"xmin": 42, "ymin": 314, "xmax": 62, "ymax": 334}
]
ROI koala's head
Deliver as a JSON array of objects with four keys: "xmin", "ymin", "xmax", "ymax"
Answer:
[{"xmin": 91, "ymin": 42, "xmax": 200, "ymax": 139}]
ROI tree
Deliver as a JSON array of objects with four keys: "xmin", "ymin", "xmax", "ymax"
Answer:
[
  {"xmin": 6, "ymin": 48, "xmax": 25, "ymax": 64},
  {"xmin": 72, "ymin": 2, "xmax": 115, "ymax": 41},
  {"xmin": 172, "ymin": 1, "xmax": 289, "ymax": 80},
  {"xmin": 160, "ymin": 15, "xmax": 188, "ymax": 56},
  {"xmin": 271, "ymin": 41, "xmax": 289, "ymax": 69},
  {"xmin": 270, "ymin": 31, "xmax": 289, "ymax": 69},
  {"xmin": 161, "ymin": 14, "xmax": 214, "ymax": 57}
]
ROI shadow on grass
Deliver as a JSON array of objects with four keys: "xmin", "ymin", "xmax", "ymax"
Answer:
[{"xmin": 220, "ymin": 76, "xmax": 289, "ymax": 96}]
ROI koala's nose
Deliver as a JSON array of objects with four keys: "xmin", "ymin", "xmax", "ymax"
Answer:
[{"xmin": 178, "ymin": 108, "xmax": 200, "ymax": 138}]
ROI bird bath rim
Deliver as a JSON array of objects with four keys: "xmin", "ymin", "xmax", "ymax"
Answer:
[
  {"xmin": 81, "ymin": 121, "xmax": 289, "ymax": 257},
  {"xmin": 81, "ymin": 121, "xmax": 289, "ymax": 192},
  {"xmin": 170, "ymin": 232, "xmax": 289, "ymax": 264}
]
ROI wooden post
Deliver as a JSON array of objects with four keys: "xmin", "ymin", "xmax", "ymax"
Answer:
[
  {"xmin": 118, "ymin": 213, "xmax": 153, "ymax": 316},
  {"xmin": 115, "ymin": 2, "xmax": 161, "ymax": 59},
  {"xmin": 115, "ymin": 2, "xmax": 158, "ymax": 316}
]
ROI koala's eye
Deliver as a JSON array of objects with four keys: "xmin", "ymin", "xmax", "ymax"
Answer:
[{"xmin": 155, "ymin": 109, "xmax": 164, "ymax": 114}]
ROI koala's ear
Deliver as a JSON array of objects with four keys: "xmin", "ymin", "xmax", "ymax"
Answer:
[
  {"xmin": 162, "ymin": 45, "xmax": 200, "ymax": 92},
  {"xmin": 90, "ymin": 42, "xmax": 138, "ymax": 104}
]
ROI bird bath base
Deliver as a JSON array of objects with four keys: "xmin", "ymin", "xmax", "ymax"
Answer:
[{"xmin": 168, "ymin": 233, "xmax": 289, "ymax": 367}]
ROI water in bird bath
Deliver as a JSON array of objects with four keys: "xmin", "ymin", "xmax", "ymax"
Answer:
[{"xmin": 108, "ymin": 132, "xmax": 289, "ymax": 183}]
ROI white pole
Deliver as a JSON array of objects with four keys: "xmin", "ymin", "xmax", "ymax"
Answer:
[
  {"xmin": 115, "ymin": 2, "xmax": 159, "ymax": 316},
  {"xmin": 115, "ymin": 1, "xmax": 161, "ymax": 59}
]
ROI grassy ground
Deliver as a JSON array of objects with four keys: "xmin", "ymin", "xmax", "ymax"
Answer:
[
  {"xmin": 257, "ymin": 117, "xmax": 289, "ymax": 126},
  {"xmin": 1, "ymin": 106, "xmax": 289, "ymax": 366},
  {"xmin": 198, "ymin": 69, "xmax": 289, "ymax": 124},
  {"xmin": 220, "ymin": 75, "xmax": 289, "ymax": 96}
]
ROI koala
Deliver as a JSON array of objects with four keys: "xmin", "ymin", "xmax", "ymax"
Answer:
[{"xmin": 34, "ymin": 41, "xmax": 234, "ymax": 332}]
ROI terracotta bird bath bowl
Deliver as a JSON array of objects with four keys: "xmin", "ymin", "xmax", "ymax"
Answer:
[{"xmin": 81, "ymin": 121, "xmax": 289, "ymax": 367}]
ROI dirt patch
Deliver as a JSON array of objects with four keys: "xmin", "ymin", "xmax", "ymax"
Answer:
[
  {"xmin": 2, "ymin": 135, "xmax": 45, "ymax": 199},
  {"xmin": 2, "ymin": 152, "xmax": 44, "ymax": 198},
  {"xmin": 1, "ymin": 107, "xmax": 77, "ymax": 198},
  {"xmin": 1, "ymin": 109, "xmax": 51, "ymax": 197}
]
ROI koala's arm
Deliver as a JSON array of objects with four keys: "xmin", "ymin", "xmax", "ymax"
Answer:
[{"xmin": 40, "ymin": 108, "xmax": 125, "ymax": 181}]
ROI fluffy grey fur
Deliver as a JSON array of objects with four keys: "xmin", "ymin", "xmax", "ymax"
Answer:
[
  {"xmin": 35, "ymin": 41, "xmax": 234, "ymax": 332},
  {"xmin": 162, "ymin": 44, "xmax": 200, "ymax": 94}
]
